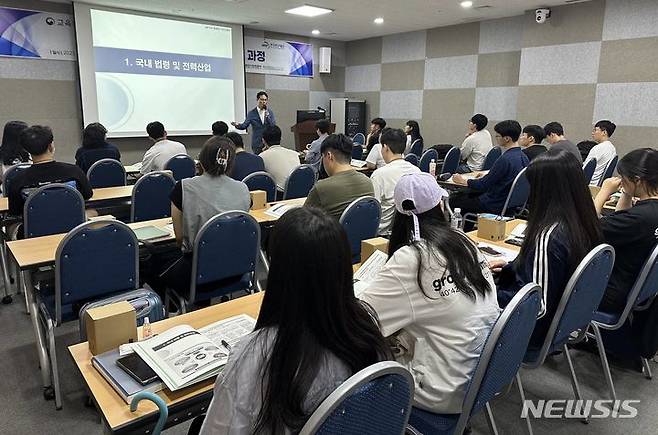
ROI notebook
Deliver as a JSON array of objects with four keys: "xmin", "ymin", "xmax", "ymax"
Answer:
[{"xmin": 133, "ymin": 226, "xmax": 171, "ymax": 241}]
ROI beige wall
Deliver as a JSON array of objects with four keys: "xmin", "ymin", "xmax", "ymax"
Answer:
[{"xmin": 345, "ymin": 0, "xmax": 658, "ymax": 157}]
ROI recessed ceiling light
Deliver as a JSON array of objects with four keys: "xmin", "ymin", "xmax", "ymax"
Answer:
[
  {"xmin": 374, "ymin": 17, "xmax": 384, "ymax": 24},
  {"xmin": 285, "ymin": 5, "xmax": 333, "ymax": 17},
  {"xmin": 312, "ymin": 29, "xmax": 320, "ymax": 35},
  {"xmin": 460, "ymin": 1, "xmax": 473, "ymax": 7}
]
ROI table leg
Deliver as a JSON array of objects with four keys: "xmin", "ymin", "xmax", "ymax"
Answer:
[{"xmin": 23, "ymin": 270, "xmax": 51, "ymax": 388}]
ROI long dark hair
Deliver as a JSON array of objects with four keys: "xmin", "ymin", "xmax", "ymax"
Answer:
[
  {"xmin": 519, "ymin": 148, "xmax": 602, "ymax": 274},
  {"xmin": 254, "ymin": 207, "xmax": 390, "ymax": 434},
  {"xmin": 406, "ymin": 120, "xmax": 423, "ymax": 142},
  {"xmin": 82, "ymin": 122, "xmax": 108, "ymax": 148},
  {"xmin": 0, "ymin": 121, "xmax": 29, "ymax": 165},
  {"xmin": 389, "ymin": 203, "xmax": 492, "ymax": 300},
  {"xmin": 617, "ymin": 148, "xmax": 658, "ymax": 196}
]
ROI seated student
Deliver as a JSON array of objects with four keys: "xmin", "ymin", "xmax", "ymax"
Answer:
[
  {"xmin": 200, "ymin": 207, "xmax": 390, "ymax": 434},
  {"xmin": 305, "ymin": 134, "xmax": 374, "ymax": 220},
  {"xmin": 404, "ymin": 120, "xmax": 423, "ymax": 155},
  {"xmin": 457, "ymin": 114, "xmax": 493, "ymax": 173},
  {"xmin": 153, "ymin": 137, "xmax": 251, "ymax": 296},
  {"xmin": 304, "ymin": 118, "xmax": 331, "ymax": 174},
  {"xmin": 140, "ymin": 121, "xmax": 187, "ymax": 175},
  {"xmin": 0, "ymin": 120, "xmax": 30, "ymax": 188},
  {"xmin": 519, "ymin": 124, "xmax": 547, "ymax": 162},
  {"xmin": 259, "ymin": 125, "xmax": 300, "ymax": 191},
  {"xmin": 211, "ymin": 120, "xmax": 229, "ymax": 137},
  {"xmin": 8, "ymin": 125, "xmax": 93, "ymax": 216},
  {"xmin": 543, "ymin": 121, "xmax": 582, "ymax": 164},
  {"xmin": 74, "ymin": 123, "xmax": 121, "ymax": 174},
  {"xmin": 365, "ymin": 117, "xmax": 386, "ymax": 154},
  {"xmin": 450, "ymin": 120, "xmax": 529, "ymax": 216},
  {"xmin": 360, "ymin": 173, "xmax": 500, "ymax": 414},
  {"xmin": 371, "ymin": 128, "xmax": 420, "ymax": 236},
  {"xmin": 594, "ymin": 148, "xmax": 658, "ymax": 313},
  {"xmin": 588, "ymin": 120, "xmax": 617, "ymax": 186},
  {"xmin": 225, "ymin": 131, "xmax": 264, "ymax": 181},
  {"xmin": 365, "ymin": 127, "xmax": 389, "ymax": 170},
  {"xmin": 491, "ymin": 149, "xmax": 601, "ymax": 349}
]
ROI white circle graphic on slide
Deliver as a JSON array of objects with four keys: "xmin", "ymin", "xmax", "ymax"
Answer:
[{"xmin": 96, "ymin": 74, "xmax": 135, "ymax": 131}]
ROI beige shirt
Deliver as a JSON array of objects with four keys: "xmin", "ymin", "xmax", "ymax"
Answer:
[
  {"xmin": 459, "ymin": 130, "xmax": 493, "ymax": 171},
  {"xmin": 259, "ymin": 145, "xmax": 300, "ymax": 190},
  {"xmin": 140, "ymin": 139, "xmax": 187, "ymax": 174},
  {"xmin": 371, "ymin": 159, "xmax": 421, "ymax": 235}
]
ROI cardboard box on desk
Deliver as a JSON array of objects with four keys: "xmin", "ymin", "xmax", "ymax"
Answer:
[
  {"xmin": 361, "ymin": 237, "xmax": 389, "ymax": 263},
  {"xmin": 477, "ymin": 215, "xmax": 508, "ymax": 241},
  {"xmin": 85, "ymin": 301, "xmax": 137, "ymax": 355},
  {"xmin": 250, "ymin": 190, "xmax": 267, "ymax": 210}
]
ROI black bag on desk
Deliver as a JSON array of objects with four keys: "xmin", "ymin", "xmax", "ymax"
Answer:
[{"xmin": 430, "ymin": 144, "xmax": 455, "ymax": 161}]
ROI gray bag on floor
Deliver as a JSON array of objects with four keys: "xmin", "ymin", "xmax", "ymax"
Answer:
[{"xmin": 78, "ymin": 288, "xmax": 165, "ymax": 341}]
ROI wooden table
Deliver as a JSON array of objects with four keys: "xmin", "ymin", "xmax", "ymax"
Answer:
[
  {"xmin": 0, "ymin": 185, "xmax": 134, "ymax": 213},
  {"xmin": 249, "ymin": 197, "xmax": 306, "ymax": 223},
  {"xmin": 69, "ymin": 292, "xmax": 264, "ymax": 434},
  {"xmin": 466, "ymin": 219, "xmax": 524, "ymax": 251}
]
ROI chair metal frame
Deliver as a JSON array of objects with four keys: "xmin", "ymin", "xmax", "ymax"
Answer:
[
  {"xmin": 86, "ymin": 158, "xmax": 127, "ymax": 188},
  {"xmin": 23, "ymin": 183, "xmax": 86, "ymax": 238},
  {"xmin": 38, "ymin": 220, "xmax": 139, "ymax": 409},
  {"xmin": 300, "ymin": 361, "xmax": 414, "ymax": 435},
  {"xmin": 130, "ymin": 170, "xmax": 176, "ymax": 222},
  {"xmin": 597, "ymin": 155, "xmax": 618, "ymax": 187},
  {"xmin": 166, "ymin": 211, "xmax": 261, "ymax": 313},
  {"xmin": 520, "ymin": 244, "xmax": 615, "ymax": 425},
  {"xmin": 1, "ymin": 162, "xmax": 32, "ymax": 197},
  {"xmin": 352, "ymin": 132, "xmax": 366, "ymax": 145},
  {"xmin": 419, "ymin": 149, "xmax": 439, "ymax": 173},
  {"xmin": 440, "ymin": 147, "xmax": 461, "ymax": 175},
  {"xmin": 589, "ymin": 244, "xmax": 658, "ymax": 400},
  {"xmin": 582, "ymin": 157, "xmax": 597, "ymax": 185},
  {"xmin": 409, "ymin": 138, "xmax": 423, "ymax": 157},
  {"xmin": 282, "ymin": 164, "xmax": 316, "ymax": 200},
  {"xmin": 242, "ymin": 171, "xmax": 277, "ymax": 203}
]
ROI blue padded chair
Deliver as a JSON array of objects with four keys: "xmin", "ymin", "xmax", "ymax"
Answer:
[
  {"xmin": 2, "ymin": 162, "xmax": 31, "ymax": 197},
  {"xmin": 582, "ymin": 158, "xmax": 597, "ymax": 185},
  {"xmin": 520, "ymin": 245, "xmax": 614, "ymax": 422},
  {"xmin": 439, "ymin": 147, "xmax": 461, "ymax": 175},
  {"xmin": 24, "ymin": 183, "xmax": 86, "ymax": 238},
  {"xmin": 419, "ymin": 149, "xmax": 439, "ymax": 174},
  {"xmin": 283, "ymin": 164, "xmax": 316, "ymax": 200},
  {"xmin": 352, "ymin": 132, "xmax": 366, "ymax": 145},
  {"xmin": 36, "ymin": 220, "xmax": 140, "ymax": 409},
  {"xmin": 300, "ymin": 361, "xmax": 414, "ymax": 435},
  {"xmin": 589, "ymin": 244, "xmax": 658, "ymax": 401},
  {"xmin": 499, "ymin": 167, "xmax": 530, "ymax": 217},
  {"xmin": 352, "ymin": 144, "xmax": 364, "ymax": 160},
  {"xmin": 408, "ymin": 284, "xmax": 542, "ymax": 435},
  {"xmin": 597, "ymin": 155, "xmax": 618, "ymax": 187},
  {"xmin": 409, "ymin": 139, "xmax": 423, "ymax": 157},
  {"xmin": 243, "ymin": 171, "xmax": 277, "ymax": 203},
  {"xmin": 164, "ymin": 153, "xmax": 195, "ymax": 182},
  {"xmin": 165, "ymin": 211, "xmax": 260, "ymax": 313},
  {"xmin": 339, "ymin": 197, "xmax": 381, "ymax": 264},
  {"xmin": 87, "ymin": 158, "xmax": 126, "ymax": 188},
  {"xmin": 405, "ymin": 153, "xmax": 419, "ymax": 167},
  {"xmin": 131, "ymin": 171, "xmax": 176, "ymax": 222},
  {"xmin": 482, "ymin": 147, "xmax": 502, "ymax": 171}
]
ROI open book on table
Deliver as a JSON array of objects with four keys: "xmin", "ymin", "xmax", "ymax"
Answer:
[
  {"xmin": 131, "ymin": 314, "xmax": 256, "ymax": 391},
  {"xmin": 353, "ymin": 249, "xmax": 388, "ymax": 298}
]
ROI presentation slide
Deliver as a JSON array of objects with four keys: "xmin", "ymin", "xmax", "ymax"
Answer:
[{"xmin": 75, "ymin": 5, "xmax": 246, "ymax": 138}]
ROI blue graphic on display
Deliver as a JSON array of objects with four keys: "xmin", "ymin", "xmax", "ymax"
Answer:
[
  {"xmin": 0, "ymin": 8, "xmax": 39, "ymax": 57},
  {"xmin": 288, "ymin": 42, "xmax": 313, "ymax": 77},
  {"xmin": 94, "ymin": 47, "xmax": 233, "ymax": 79}
]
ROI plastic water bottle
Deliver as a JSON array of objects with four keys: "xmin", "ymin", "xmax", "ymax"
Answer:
[
  {"xmin": 142, "ymin": 316, "xmax": 153, "ymax": 340},
  {"xmin": 429, "ymin": 159, "xmax": 437, "ymax": 177},
  {"xmin": 451, "ymin": 208, "xmax": 463, "ymax": 230}
]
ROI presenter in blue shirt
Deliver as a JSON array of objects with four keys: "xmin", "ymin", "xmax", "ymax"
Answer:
[{"xmin": 231, "ymin": 91, "xmax": 276, "ymax": 154}]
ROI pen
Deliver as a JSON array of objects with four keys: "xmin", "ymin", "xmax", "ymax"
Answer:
[{"xmin": 221, "ymin": 340, "xmax": 232, "ymax": 351}]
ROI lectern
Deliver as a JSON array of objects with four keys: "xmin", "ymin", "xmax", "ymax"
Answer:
[{"xmin": 291, "ymin": 119, "xmax": 335, "ymax": 151}]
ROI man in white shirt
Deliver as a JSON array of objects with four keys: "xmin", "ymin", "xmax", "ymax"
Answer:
[
  {"xmin": 259, "ymin": 125, "xmax": 300, "ymax": 191},
  {"xmin": 371, "ymin": 128, "xmax": 421, "ymax": 235},
  {"xmin": 365, "ymin": 128, "xmax": 388, "ymax": 170},
  {"xmin": 457, "ymin": 114, "xmax": 493, "ymax": 173},
  {"xmin": 140, "ymin": 121, "xmax": 187, "ymax": 175},
  {"xmin": 587, "ymin": 120, "xmax": 617, "ymax": 186}
]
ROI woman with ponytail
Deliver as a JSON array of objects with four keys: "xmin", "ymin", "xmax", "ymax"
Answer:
[
  {"xmin": 150, "ymin": 136, "xmax": 251, "ymax": 296},
  {"xmin": 359, "ymin": 172, "xmax": 500, "ymax": 414}
]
